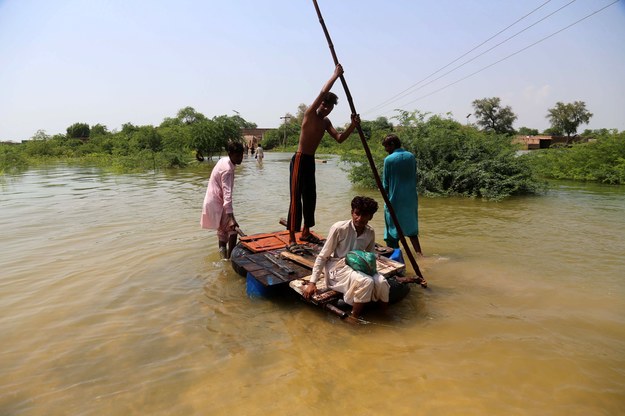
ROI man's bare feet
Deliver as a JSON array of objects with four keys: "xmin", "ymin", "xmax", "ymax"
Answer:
[{"xmin": 395, "ymin": 275, "xmax": 428, "ymax": 288}]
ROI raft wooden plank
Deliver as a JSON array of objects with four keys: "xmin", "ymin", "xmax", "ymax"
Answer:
[
  {"xmin": 280, "ymin": 251, "xmax": 316, "ymax": 268},
  {"xmin": 281, "ymin": 251, "xmax": 405, "ymax": 278},
  {"xmin": 289, "ymin": 276, "xmax": 342, "ymax": 305},
  {"xmin": 376, "ymin": 256, "xmax": 406, "ymax": 277},
  {"xmin": 240, "ymin": 230, "xmax": 324, "ymax": 253},
  {"xmin": 237, "ymin": 250, "xmax": 314, "ymax": 287}
]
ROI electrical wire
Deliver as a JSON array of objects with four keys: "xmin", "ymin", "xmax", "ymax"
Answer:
[
  {"xmin": 365, "ymin": 0, "xmax": 576, "ymax": 115},
  {"xmin": 380, "ymin": 0, "xmax": 620, "ymax": 116},
  {"xmin": 363, "ymin": 0, "xmax": 556, "ymax": 114}
]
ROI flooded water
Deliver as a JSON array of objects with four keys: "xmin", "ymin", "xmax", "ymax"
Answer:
[{"xmin": 1, "ymin": 152, "xmax": 624, "ymax": 415}]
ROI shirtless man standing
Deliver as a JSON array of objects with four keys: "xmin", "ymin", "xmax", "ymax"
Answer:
[{"xmin": 287, "ymin": 64, "xmax": 360, "ymax": 248}]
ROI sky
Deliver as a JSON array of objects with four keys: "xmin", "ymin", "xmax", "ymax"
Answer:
[{"xmin": 1, "ymin": 0, "xmax": 624, "ymax": 142}]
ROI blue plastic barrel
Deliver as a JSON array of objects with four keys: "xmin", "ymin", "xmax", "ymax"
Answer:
[
  {"xmin": 246, "ymin": 273, "xmax": 269, "ymax": 298},
  {"xmin": 390, "ymin": 248, "xmax": 404, "ymax": 264}
]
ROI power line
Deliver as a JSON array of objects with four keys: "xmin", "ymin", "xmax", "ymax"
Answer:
[
  {"xmin": 384, "ymin": 0, "xmax": 620, "ymax": 115},
  {"xmin": 364, "ymin": 0, "xmax": 556, "ymax": 115},
  {"xmin": 391, "ymin": 0, "xmax": 578, "ymax": 108}
]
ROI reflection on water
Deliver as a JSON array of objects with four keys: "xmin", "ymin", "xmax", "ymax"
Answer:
[{"xmin": 1, "ymin": 153, "xmax": 624, "ymax": 415}]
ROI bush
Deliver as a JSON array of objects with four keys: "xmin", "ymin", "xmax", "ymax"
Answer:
[
  {"xmin": 528, "ymin": 130, "xmax": 625, "ymax": 184},
  {"xmin": 0, "ymin": 144, "xmax": 28, "ymax": 173},
  {"xmin": 343, "ymin": 111, "xmax": 544, "ymax": 200}
]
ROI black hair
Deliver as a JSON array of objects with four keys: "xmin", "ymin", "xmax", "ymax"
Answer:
[
  {"xmin": 323, "ymin": 92, "xmax": 338, "ymax": 106},
  {"xmin": 227, "ymin": 141, "xmax": 244, "ymax": 154},
  {"xmin": 382, "ymin": 134, "xmax": 402, "ymax": 148},
  {"xmin": 351, "ymin": 196, "xmax": 378, "ymax": 216}
]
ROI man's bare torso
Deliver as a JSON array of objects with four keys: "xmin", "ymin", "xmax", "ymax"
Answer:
[{"xmin": 297, "ymin": 112, "xmax": 330, "ymax": 155}]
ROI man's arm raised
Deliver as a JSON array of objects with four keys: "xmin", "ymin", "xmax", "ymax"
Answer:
[{"xmin": 306, "ymin": 64, "xmax": 344, "ymax": 116}]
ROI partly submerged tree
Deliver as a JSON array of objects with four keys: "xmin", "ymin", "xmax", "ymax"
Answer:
[
  {"xmin": 343, "ymin": 110, "xmax": 543, "ymax": 200},
  {"xmin": 190, "ymin": 116, "xmax": 242, "ymax": 159},
  {"xmin": 546, "ymin": 101, "xmax": 593, "ymax": 138},
  {"xmin": 528, "ymin": 129, "xmax": 625, "ymax": 184},
  {"xmin": 471, "ymin": 97, "xmax": 517, "ymax": 135}
]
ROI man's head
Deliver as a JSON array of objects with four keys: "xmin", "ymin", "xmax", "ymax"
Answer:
[
  {"xmin": 316, "ymin": 92, "xmax": 338, "ymax": 117},
  {"xmin": 350, "ymin": 196, "xmax": 379, "ymax": 232},
  {"xmin": 382, "ymin": 134, "xmax": 402, "ymax": 154},
  {"xmin": 227, "ymin": 141, "xmax": 245, "ymax": 165}
]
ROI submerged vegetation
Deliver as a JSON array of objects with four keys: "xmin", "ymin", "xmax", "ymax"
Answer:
[
  {"xmin": 527, "ymin": 129, "xmax": 625, "ymax": 184},
  {"xmin": 2, "ymin": 104, "xmax": 623, "ymax": 200},
  {"xmin": 0, "ymin": 106, "xmax": 252, "ymax": 175},
  {"xmin": 339, "ymin": 110, "xmax": 544, "ymax": 201}
]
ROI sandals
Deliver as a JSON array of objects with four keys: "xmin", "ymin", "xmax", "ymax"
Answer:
[
  {"xmin": 300, "ymin": 234, "xmax": 325, "ymax": 245},
  {"xmin": 286, "ymin": 243, "xmax": 309, "ymax": 255}
]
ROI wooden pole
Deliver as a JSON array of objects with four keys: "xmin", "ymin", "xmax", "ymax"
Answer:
[{"xmin": 311, "ymin": 0, "xmax": 426, "ymax": 286}]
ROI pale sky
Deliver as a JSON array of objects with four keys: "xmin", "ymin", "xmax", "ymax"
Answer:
[{"xmin": 1, "ymin": 0, "xmax": 624, "ymax": 142}]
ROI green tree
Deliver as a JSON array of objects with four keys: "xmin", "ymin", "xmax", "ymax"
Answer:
[
  {"xmin": 546, "ymin": 101, "xmax": 593, "ymax": 138},
  {"xmin": 359, "ymin": 116, "xmax": 393, "ymax": 140},
  {"xmin": 212, "ymin": 115, "xmax": 242, "ymax": 151},
  {"xmin": 471, "ymin": 97, "xmax": 517, "ymax": 135},
  {"xmin": 528, "ymin": 129, "xmax": 625, "ymax": 184},
  {"xmin": 121, "ymin": 122, "xmax": 139, "ymax": 135},
  {"xmin": 159, "ymin": 124, "xmax": 191, "ymax": 152},
  {"xmin": 295, "ymin": 104, "xmax": 307, "ymax": 126},
  {"xmin": 344, "ymin": 110, "xmax": 543, "ymax": 200},
  {"xmin": 132, "ymin": 126, "xmax": 162, "ymax": 153},
  {"xmin": 231, "ymin": 114, "xmax": 257, "ymax": 129},
  {"xmin": 518, "ymin": 127, "xmax": 539, "ymax": 136},
  {"xmin": 66, "ymin": 122, "xmax": 90, "ymax": 138},
  {"xmin": 0, "ymin": 143, "xmax": 28, "ymax": 173},
  {"xmin": 177, "ymin": 107, "xmax": 207, "ymax": 125},
  {"xmin": 90, "ymin": 124, "xmax": 109, "ymax": 137},
  {"xmin": 23, "ymin": 130, "xmax": 55, "ymax": 156}
]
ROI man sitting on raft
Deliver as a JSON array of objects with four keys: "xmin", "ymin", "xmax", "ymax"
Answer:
[{"xmin": 303, "ymin": 196, "xmax": 403, "ymax": 320}]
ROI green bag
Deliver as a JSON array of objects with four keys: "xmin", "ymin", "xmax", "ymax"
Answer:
[{"xmin": 345, "ymin": 250, "xmax": 377, "ymax": 276}]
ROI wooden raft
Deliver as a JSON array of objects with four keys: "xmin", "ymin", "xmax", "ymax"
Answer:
[
  {"xmin": 239, "ymin": 230, "xmax": 324, "ymax": 253},
  {"xmin": 232, "ymin": 248, "xmax": 314, "ymax": 286},
  {"xmin": 286, "ymin": 251, "xmax": 406, "ymax": 306},
  {"xmin": 232, "ymin": 230, "xmax": 325, "ymax": 287},
  {"xmin": 232, "ymin": 230, "xmax": 406, "ymax": 298}
]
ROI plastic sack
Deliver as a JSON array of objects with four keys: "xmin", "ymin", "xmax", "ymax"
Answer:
[{"xmin": 345, "ymin": 250, "xmax": 377, "ymax": 276}]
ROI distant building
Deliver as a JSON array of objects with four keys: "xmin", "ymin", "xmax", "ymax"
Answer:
[
  {"xmin": 242, "ymin": 128, "xmax": 273, "ymax": 151},
  {"xmin": 513, "ymin": 135, "xmax": 587, "ymax": 150}
]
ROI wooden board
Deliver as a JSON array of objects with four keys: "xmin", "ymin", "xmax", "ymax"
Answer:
[
  {"xmin": 234, "ymin": 229, "xmax": 405, "ymax": 295},
  {"xmin": 239, "ymin": 230, "xmax": 324, "ymax": 253},
  {"xmin": 281, "ymin": 251, "xmax": 406, "ymax": 278},
  {"xmin": 234, "ymin": 249, "xmax": 313, "ymax": 287},
  {"xmin": 289, "ymin": 275, "xmax": 342, "ymax": 305}
]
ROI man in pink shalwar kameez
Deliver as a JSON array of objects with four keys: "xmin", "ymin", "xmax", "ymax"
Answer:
[{"xmin": 201, "ymin": 142, "xmax": 244, "ymax": 258}]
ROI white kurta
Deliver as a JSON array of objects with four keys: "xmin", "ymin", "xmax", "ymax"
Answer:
[
  {"xmin": 310, "ymin": 219, "xmax": 390, "ymax": 305},
  {"xmin": 200, "ymin": 157, "xmax": 235, "ymax": 230}
]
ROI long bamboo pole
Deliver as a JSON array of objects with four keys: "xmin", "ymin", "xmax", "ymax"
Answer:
[{"xmin": 311, "ymin": 0, "xmax": 427, "ymax": 286}]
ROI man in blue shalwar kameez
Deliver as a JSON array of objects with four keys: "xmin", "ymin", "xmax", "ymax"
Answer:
[{"xmin": 381, "ymin": 134, "xmax": 423, "ymax": 255}]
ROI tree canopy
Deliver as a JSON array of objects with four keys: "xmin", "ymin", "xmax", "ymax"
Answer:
[
  {"xmin": 471, "ymin": 97, "xmax": 517, "ymax": 135},
  {"xmin": 546, "ymin": 101, "xmax": 593, "ymax": 137},
  {"xmin": 3, "ymin": 99, "xmax": 622, "ymax": 189},
  {"xmin": 66, "ymin": 122, "xmax": 90, "ymax": 138},
  {"xmin": 341, "ymin": 110, "xmax": 544, "ymax": 200},
  {"xmin": 471, "ymin": 97, "xmax": 517, "ymax": 134}
]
